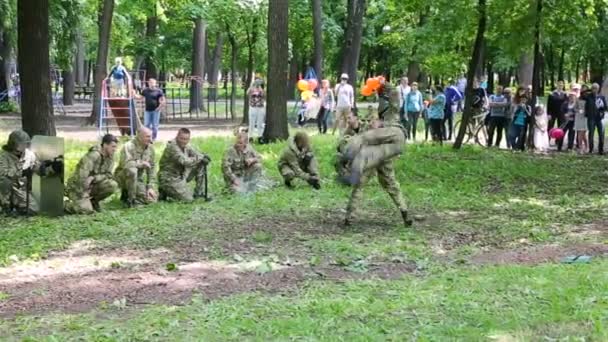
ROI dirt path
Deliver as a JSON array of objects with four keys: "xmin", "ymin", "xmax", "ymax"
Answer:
[{"xmin": 0, "ymin": 241, "xmax": 414, "ymax": 318}]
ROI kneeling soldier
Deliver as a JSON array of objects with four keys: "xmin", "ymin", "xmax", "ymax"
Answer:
[
  {"xmin": 222, "ymin": 132, "xmax": 266, "ymax": 194},
  {"xmin": 278, "ymin": 132, "xmax": 320, "ymax": 189},
  {"xmin": 0, "ymin": 130, "xmax": 62, "ymax": 215},
  {"xmin": 114, "ymin": 127, "xmax": 157, "ymax": 207},
  {"xmin": 158, "ymin": 128, "xmax": 210, "ymax": 202},
  {"xmin": 65, "ymin": 134, "xmax": 119, "ymax": 214}
]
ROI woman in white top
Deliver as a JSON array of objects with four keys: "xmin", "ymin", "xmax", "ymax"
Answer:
[{"xmin": 317, "ymin": 79, "xmax": 335, "ymax": 134}]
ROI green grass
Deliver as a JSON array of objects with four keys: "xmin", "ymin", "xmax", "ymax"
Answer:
[
  {"xmin": 2, "ymin": 262, "xmax": 606, "ymax": 341},
  {"xmin": 1, "ymin": 133, "xmax": 607, "ymax": 340}
]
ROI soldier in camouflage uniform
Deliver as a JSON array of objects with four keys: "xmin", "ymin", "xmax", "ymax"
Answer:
[
  {"xmin": 336, "ymin": 112, "xmax": 367, "ymax": 184},
  {"xmin": 343, "ymin": 84, "xmax": 412, "ymax": 227},
  {"xmin": 65, "ymin": 134, "xmax": 119, "ymax": 214},
  {"xmin": 222, "ymin": 132, "xmax": 266, "ymax": 193},
  {"xmin": 0, "ymin": 130, "xmax": 60, "ymax": 215},
  {"xmin": 114, "ymin": 127, "xmax": 157, "ymax": 207},
  {"xmin": 278, "ymin": 131, "xmax": 320, "ymax": 189},
  {"xmin": 158, "ymin": 128, "xmax": 210, "ymax": 202}
]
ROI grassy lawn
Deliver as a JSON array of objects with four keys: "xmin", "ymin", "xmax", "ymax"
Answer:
[{"xmin": 0, "ymin": 133, "xmax": 607, "ymax": 340}]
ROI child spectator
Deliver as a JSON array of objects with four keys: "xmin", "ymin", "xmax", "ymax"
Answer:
[{"xmin": 533, "ymin": 105, "xmax": 549, "ymax": 153}]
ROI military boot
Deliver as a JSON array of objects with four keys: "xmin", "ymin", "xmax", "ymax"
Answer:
[
  {"xmin": 158, "ymin": 190, "xmax": 167, "ymax": 202},
  {"xmin": 91, "ymin": 200, "xmax": 101, "ymax": 212},
  {"xmin": 401, "ymin": 210, "xmax": 413, "ymax": 227},
  {"xmin": 120, "ymin": 189, "xmax": 128, "ymax": 203},
  {"xmin": 284, "ymin": 179, "xmax": 294, "ymax": 189}
]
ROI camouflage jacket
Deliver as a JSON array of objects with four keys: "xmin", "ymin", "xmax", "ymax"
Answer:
[
  {"xmin": 66, "ymin": 146, "xmax": 115, "ymax": 194},
  {"xmin": 278, "ymin": 136, "xmax": 317, "ymax": 180},
  {"xmin": 0, "ymin": 148, "xmax": 39, "ymax": 189},
  {"xmin": 222, "ymin": 144, "xmax": 261, "ymax": 183},
  {"xmin": 114, "ymin": 138, "xmax": 156, "ymax": 186},
  {"xmin": 159, "ymin": 140, "xmax": 206, "ymax": 183}
]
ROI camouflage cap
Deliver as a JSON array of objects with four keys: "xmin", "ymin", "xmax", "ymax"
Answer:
[{"xmin": 4, "ymin": 130, "xmax": 31, "ymax": 151}]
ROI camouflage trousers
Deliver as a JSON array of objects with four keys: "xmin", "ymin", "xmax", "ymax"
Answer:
[
  {"xmin": 115, "ymin": 167, "xmax": 157, "ymax": 205},
  {"xmin": 279, "ymin": 154, "xmax": 319, "ymax": 182},
  {"xmin": 159, "ymin": 162, "xmax": 206, "ymax": 202},
  {"xmin": 345, "ymin": 126, "xmax": 405, "ymax": 184},
  {"xmin": 345, "ymin": 160, "xmax": 407, "ymax": 221},
  {"xmin": 0, "ymin": 176, "xmax": 39, "ymax": 214},
  {"xmin": 225, "ymin": 163, "xmax": 269, "ymax": 194},
  {"xmin": 65, "ymin": 177, "xmax": 118, "ymax": 214}
]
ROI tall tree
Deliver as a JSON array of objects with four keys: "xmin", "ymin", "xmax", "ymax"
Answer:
[
  {"xmin": 89, "ymin": 0, "xmax": 114, "ymax": 125},
  {"xmin": 144, "ymin": 5, "xmax": 158, "ymax": 80},
  {"xmin": 340, "ymin": 0, "xmax": 367, "ymax": 86},
  {"xmin": 189, "ymin": 18, "xmax": 205, "ymax": 114},
  {"xmin": 242, "ymin": 16, "xmax": 259, "ymax": 125},
  {"xmin": 227, "ymin": 24, "xmax": 237, "ymax": 120},
  {"xmin": 454, "ymin": 0, "xmax": 487, "ymax": 149},
  {"xmin": 311, "ymin": 0, "xmax": 323, "ymax": 81},
  {"xmin": 207, "ymin": 32, "xmax": 224, "ymax": 100},
  {"xmin": 18, "ymin": 0, "xmax": 55, "ymax": 136},
  {"xmin": 263, "ymin": 0, "xmax": 289, "ymax": 142},
  {"xmin": 0, "ymin": 0, "xmax": 15, "ymax": 104},
  {"xmin": 74, "ymin": 31, "xmax": 86, "ymax": 86},
  {"xmin": 528, "ymin": 0, "xmax": 543, "ymax": 148}
]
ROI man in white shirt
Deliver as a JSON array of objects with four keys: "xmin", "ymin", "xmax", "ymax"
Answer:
[{"xmin": 332, "ymin": 73, "xmax": 354, "ymax": 135}]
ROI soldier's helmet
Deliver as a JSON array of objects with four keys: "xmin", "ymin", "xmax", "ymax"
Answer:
[{"xmin": 3, "ymin": 130, "xmax": 31, "ymax": 151}]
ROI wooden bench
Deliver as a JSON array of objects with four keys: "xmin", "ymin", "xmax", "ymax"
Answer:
[{"xmin": 74, "ymin": 86, "xmax": 94, "ymax": 99}]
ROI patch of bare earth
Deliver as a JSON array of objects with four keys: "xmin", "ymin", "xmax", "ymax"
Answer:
[
  {"xmin": 470, "ymin": 243, "xmax": 608, "ymax": 265},
  {"xmin": 0, "ymin": 240, "xmax": 414, "ymax": 318}
]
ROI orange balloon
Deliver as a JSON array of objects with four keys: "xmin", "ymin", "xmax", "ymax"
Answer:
[
  {"xmin": 307, "ymin": 79, "xmax": 318, "ymax": 91},
  {"xmin": 366, "ymin": 77, "xmax": 380, "ymax": 90},
  {"xmin": 361, "ymin": 85, "xmax": 373, "ymax": 97},
  {"xmin": 297, "ymin": 79, "xmax": 309, "ymax": 92}
]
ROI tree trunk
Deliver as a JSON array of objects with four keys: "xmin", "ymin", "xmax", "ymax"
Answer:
[
  {"xmin": 18, "ymin": 0, "xmax": 55, "ymax": 136},
  {"xmin": 189, "ymin": 18, "xmax": 205, "ymax": 113},
  {"xmin": 228, "ymin": 30, "xmax": 237, "ymax": 120},
  {"xmin": 62, "ymin": 69, "xmax": 74, "ymax": 106},
  {"xmin": 288, "ymin": 49, "xmax": 299, "ymax": 101},
  {"xmin": 557, "ymin": 48, "xmax": 565, "ymax": 82},
  {"xmin": 487, "ymin": 61, "xmax": 494, "ymax": 94},
  {"xmin": 339, "ymin": 0, "xmax": 366, "ymax": 87},
  {"xmin": 75, "ymin": 30, "xmax": 85, "ymax": 85},
  {"xmin": 453, "ymin": 0, "xmax": 486, "ymax": 149},
  {"xmin": 517, "ymin": 52, "xmax": 534, "ymax": 87},
  {"xmin": 204, "ymin": 33, "xmax": 211, "ymax": 78},
  {"xmin": 242, "ymin": 18, "xmax": 259, "ymax": 125},
  {"xmin": 546, "ymin": 45, "xmax": 555, "ymax": 90},
  {"xmin": 208, "ymin": 32, "xmax": 224, "ymax": 100},
  {"xmin": 144, "ymin": 14, "xmax": 158, "ymax": 80},
  {"xmin": 528, "ymin": 0, "xmax": 543, "ymax": 148},
  {"xmin": 264, "ymin": 0, "xmax": 289, "ymax": 142},
  {"xmin": 0, "ymin": 29, "xmax": 10, "ymax": 103},
  {"xmin": 498, "ymin": 71, "xmax": 509, "ymax": 87},
  {"xmin": 311, "ymin": 0, "xmax": 323, "ymax": 82},
  {"xmin": 475, "ymin": 41, "xmax": 485, "ymax": 80},
  {"xmin": 85, "ymin": 59, "xmax": 92, "ymax": 86},
  {"xmin": 89, "ymin": 0, "xmax": 114, "ymax": 125}
]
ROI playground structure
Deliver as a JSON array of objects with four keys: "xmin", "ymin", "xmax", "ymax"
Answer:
[
  {"xmin": 98, "ymin": 73, "xmax": 137, "ymax": 137},
  {"xmin": 3, "ymin": 67, "xmax": 243, "ymax": 126}
]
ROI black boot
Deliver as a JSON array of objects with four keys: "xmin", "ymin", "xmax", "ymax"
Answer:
[
  {"xmin": 158, "ymin": 190, "xmax": 168, "ymax": 202},
  {"xmin": 91, "ymin": 200, "xmax": 101, "ymax": 212},
  {"xmin": 401, "ymin": 210, "xmax": 413, "ymax": 227},
  {"xmin": 284, "ymin": 179, "xmax": 294, "ymax": 189},
  {"xmin": 120, "ymin": 190, "xmax": 128, "ymax": 203}
]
